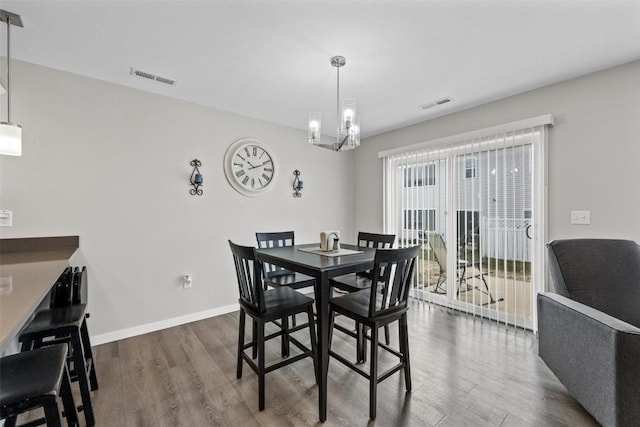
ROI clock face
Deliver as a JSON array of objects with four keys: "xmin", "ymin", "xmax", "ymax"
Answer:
[{"xmin": 224, "ymin": 138, "xmax": 278, "ymax": 196}]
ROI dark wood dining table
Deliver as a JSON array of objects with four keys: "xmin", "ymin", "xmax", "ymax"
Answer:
[{"xmin": 256, "ymin": 242, "xmax": 376, "ymax": 422}]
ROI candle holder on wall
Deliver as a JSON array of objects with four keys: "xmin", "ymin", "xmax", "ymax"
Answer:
[
  {"xmin": 190, "ymin": 159, "xmax": 203, "ymax": 196},
  {"xmin": 293, "ymin": 169, "xmax": 303, "ymax": 198}
]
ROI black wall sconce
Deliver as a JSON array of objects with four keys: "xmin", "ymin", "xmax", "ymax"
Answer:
[
  {"xmin": 293, "ymin": 169, "xmax": 303, "ymax": 198},
  {"xmin": 190, "ymin": 159, "xmax": 203, "ymax": 196}
]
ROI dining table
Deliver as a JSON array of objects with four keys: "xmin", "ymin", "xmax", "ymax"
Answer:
[{"xmin": 256, "ymin": 242, "xmax": 376, "ymax": 422}]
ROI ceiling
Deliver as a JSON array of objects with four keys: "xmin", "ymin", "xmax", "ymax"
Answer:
[{"xmin": 2, "ymin": 0, "xmax": 640, "ymax": 138}]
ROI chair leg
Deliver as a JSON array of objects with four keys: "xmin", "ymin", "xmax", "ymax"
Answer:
[
  {"xmin": 281, "ymin": 316, "xmax": 290, "ymax": 358},
  {"xmin": 42, "ymin": 395, "xmax": 63, "ymax": 427},
  {"xmin": 400, "ymin": 315, "xmax": 412, "ymax": 391},
  {"xmin": 306, "ymin": 307, "xmax": 319, "ymax": 385},
  {"xmin": 369, "ymin": 325, "xmax": 379, "ymax": 420},
  {"xmin": 356, "ymin": 322, "xmax": 366, "ymax": 363},
  {"xmin": 328, "ymin": 308, "xmax": 335, "ymax": 350},
  {"xmin": 70, "ymin": 329, "xmax": 95, "ymax": 426},
  {"xmin": 2, "ymin": 416, "xmax": 17, "ymax": 427},
  {"xmin": 257, "ymin": 320, "xmax": 266, "ymax": 411},
  {"xmin": 480, "ymin": 273, "xmax": 495, "ymax": 303},
  {"xmin": 60, "ymin": 364, "xmax": 79, "ymax": 426},
  {"xmin": 252, "ymin": 320, "xmax": 258, "ymax": 359},
  {"xmin": 237, "ymin": 309, "xmax": 246, "ymax": 379},
  {"xmin": 80, "ymin": 319, "xmax": 99, "ymax": 391},
  {"xmin": 384, "ymin": 325, "xmax": 390, "ymax": 346}
]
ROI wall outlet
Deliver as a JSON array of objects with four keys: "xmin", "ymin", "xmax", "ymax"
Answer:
[
  {"xmin": 183, "ymin": 275, "xmax": 193, "ymax": 289},
  {"xmin": 571, "ymin": 210, "xmax": 591, "ymax": 225},
  {"xmin": 0, "ymin": 210, "xmax": 12, "ymax": 227}
]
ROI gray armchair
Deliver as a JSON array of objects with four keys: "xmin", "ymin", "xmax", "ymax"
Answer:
[{"xmin": 538, "ymin": 239, "xmax": 640, "ymax": 427}]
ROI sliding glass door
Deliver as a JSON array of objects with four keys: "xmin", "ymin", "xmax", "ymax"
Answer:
[{"xmin": 383, "ymin": 125, "xmax": 547, "ymax": 330}]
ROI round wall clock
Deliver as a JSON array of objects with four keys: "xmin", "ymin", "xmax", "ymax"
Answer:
[{"xmin": 224, "ymin": 138, "xmax": 278, "ymax": 197}]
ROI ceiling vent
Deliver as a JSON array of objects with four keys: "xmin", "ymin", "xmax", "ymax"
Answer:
[
  {"xmin": 420, "ymin": 97, "xmax": 453, "ymax": 110},
  {"xmin": 130, "ymin": 67, "xmax": 177, "ymax": 86}
]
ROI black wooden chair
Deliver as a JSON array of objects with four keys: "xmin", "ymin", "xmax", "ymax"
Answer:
[
  {"xmin": 1, "ymin": 344, "xmax": 79, "ymax": 427},
  {"xmin": 255, "ymin": 231, "xmax": 315, "ymax": 290},
  {"xmin": 330, "ymin": 232, "xmax": 395, "ymax": 362},
  {"xmin": 18, "ymin": 266, "xmax": 98, "ymax": 427},
  {"xmin": 255, "ymin": 231, "xmax": 316, "ymax": 356},
  {"xmin": 229, "ymin": 240, "xmax": 318, "ymax": 411},
  {"xmin": 329, "ymin": 245, "xmax": 419, "ymax": 420}
]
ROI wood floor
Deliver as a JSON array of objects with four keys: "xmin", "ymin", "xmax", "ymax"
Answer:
[{"xmin": 27, "ymin": 301, "xmax": 599, "ymax": 426}]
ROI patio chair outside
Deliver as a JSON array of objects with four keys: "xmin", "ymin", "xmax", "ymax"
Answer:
[{"xmin": 424, "ymin": 231, "xmax": 496, "ymax": 304}]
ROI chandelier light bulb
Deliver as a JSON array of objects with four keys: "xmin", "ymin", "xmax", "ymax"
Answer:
[
  {"xmin": 343, "ymin": 109, "xmax": 354, "ymax": 126},
  {"xmin": 309, "ymin": 120, "xmax": 319, "ymax": 135},
  {"xmin": 308, "ymin": 112, "xmax": 322, "ymax": 144}
]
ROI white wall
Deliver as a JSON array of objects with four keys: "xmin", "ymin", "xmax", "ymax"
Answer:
[
  {"xmin": 0, "ymin": 61, "xmax": 355, "ymax": 339},
  {"xmin": 355, "ymin": 60, "xmax": 640, "ymax": 243}
]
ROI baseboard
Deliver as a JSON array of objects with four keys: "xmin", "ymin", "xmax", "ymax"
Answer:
[{"xmin": 90, "ymin": 303, "xmax": 240, "ymax": 346}]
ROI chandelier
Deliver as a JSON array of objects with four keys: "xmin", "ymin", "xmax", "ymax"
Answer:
[{"xmin": 307, "ymin": 56, "xmax": 360, "ymax": 151}]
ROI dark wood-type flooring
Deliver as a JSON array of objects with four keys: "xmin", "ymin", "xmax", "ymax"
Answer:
[{"xmin": 19, "ymin": 302, "xmax": 599, "ymax": 426}]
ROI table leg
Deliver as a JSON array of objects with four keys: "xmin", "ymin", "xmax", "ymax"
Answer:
[{"xmin": 314, "ymin": 271, "xmax": 330, "ymax": 422}]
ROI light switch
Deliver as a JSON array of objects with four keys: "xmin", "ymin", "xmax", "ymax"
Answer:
[
  {"xmin": 0, "ymin": 210, "xmax": 12, "ymax": 227},
  {"xmin": 571, "ymin": 210, "xmax": 590, "ymax": 225}
]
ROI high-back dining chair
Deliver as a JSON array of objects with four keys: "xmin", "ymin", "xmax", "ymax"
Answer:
[
  {"xmin": 255, "ymin": 231, "xmax": 315, "ymax": 290},
  {"xmin": 330, "ymin": 232, "xmax": 395, "ymax": 361},
  {"xmin": 329, "ymin": 245, "xmax": 419, "ymax": 420},
  {"xmin": 330, "ymin": 232, "xmax": 396, "ymax": 293},
  {"xmin": 256, "ymin": 231, "xmax": 316, "ymax": 354},
  {"xmin": 229, "ymin": 240, "xmax": 318, "ymax": 411}
]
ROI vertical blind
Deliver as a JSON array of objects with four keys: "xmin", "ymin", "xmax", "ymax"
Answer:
[{"xmin": 381, "ymin": 118, "xmax": 551, "ymax": 330}]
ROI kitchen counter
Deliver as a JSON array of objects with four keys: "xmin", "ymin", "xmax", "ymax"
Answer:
[{"xmin": 0, "ymin": 236, "xmax": 79, "ymax": 353}]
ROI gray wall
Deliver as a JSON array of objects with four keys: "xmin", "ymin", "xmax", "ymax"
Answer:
[
  {"xmin": 2, "ymin": 58, "xmax": 638, "ymax": 340},
  {"xmin": 355, "ymin": 59, "xmax": 640, "ymax": 243},
  {"xmin": 0, "ymin": 61, "xmax": 355, "ymax": 339}
]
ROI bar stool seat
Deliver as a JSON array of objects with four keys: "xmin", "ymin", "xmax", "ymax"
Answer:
[
  {"xmin": 19, "ymin": 304, "xmax": 98, "ymax": 427},
  {"xmin": 0, "ymin": 344, "xmax": 78, "ymax": 427}
]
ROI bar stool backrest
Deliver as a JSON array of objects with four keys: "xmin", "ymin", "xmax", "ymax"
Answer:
[
  {"xmin": 368, "ymin": 246, "xmax": 419, "ymax": 318},
  {"xmin": 357, "ymin": 232, "xmax": 395, "ymax": 249},
  {"xmin": 255, "ymin": 231, "xmax": 295, "ymax": 279},
  {"xmin": 229, "ymin": 240, "xmax": 266, "ymax": 314}
]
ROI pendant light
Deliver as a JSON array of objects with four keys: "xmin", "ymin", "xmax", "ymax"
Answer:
[
  {"xmin": 0, "ymin": 9, "xmax": 23, "ymax": 156},
  {"xmin": 308, "ymin": 56, "xmax": 361, "ymax": 151}
]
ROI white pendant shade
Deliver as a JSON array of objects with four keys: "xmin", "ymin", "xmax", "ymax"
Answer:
[{"xmin": 0, "ymin": 123, "xmax": 22, "ymax": 156}]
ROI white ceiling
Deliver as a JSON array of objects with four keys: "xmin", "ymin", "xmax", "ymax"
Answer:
[{"xmin": 2, "ymin": 0, "xmax": 640, "ymax": 138}]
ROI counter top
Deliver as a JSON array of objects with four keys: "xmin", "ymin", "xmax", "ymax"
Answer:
[{"xmin": 0, "ymin": 237, "xmax": 78, "ymax": 353}]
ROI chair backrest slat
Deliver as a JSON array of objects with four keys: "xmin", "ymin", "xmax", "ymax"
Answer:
[
  {"xmin": 357, "ymin": 232, "xmax": 395, "ymax": 249},
  {"xmin": 356, "ymin": 232, "xmax": 396, "ymax": 279},
  {"xmin": 256, "ymin": 231, "xmax": 295, "ymax": 277},
  {"xmin": 229, "ymin": 240, "xmax": 265, "ymax": 313},
  {"xmin": 368, "ymin": 246, "xmax": 419, "ymax": 318}
]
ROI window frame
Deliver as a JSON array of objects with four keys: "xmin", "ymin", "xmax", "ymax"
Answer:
[{"xmin": 403, "ymin": 163, "xmax": 437, "ymax": 188}]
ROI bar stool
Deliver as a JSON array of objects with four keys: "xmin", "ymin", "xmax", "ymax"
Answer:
[
  {"xmin": 0, "ymin": 344, "xmax": 79, "ymax": 427},
  {"xmin": 19, "ymin": 267, "xmax": 98, "ymax": 426}
]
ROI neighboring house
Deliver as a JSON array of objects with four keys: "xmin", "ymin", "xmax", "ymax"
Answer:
[{"xmin": 398, "ymin": 144, "xmax": 533, "ymax": 261}]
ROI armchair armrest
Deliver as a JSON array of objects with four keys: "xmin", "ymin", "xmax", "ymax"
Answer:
[{"xmin": 537, "ymin": 292, "xmax": 640, "ymax": 427}]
